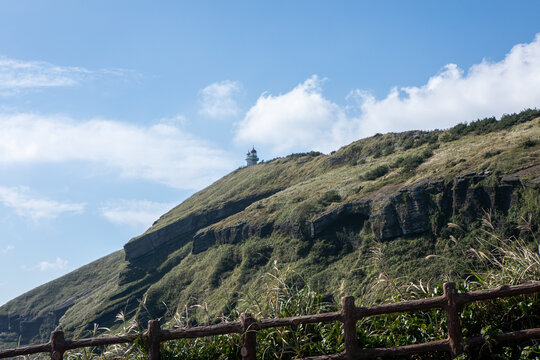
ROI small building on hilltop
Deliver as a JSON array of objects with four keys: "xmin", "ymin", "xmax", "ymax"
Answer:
[{"xmin": 245, "ymin": 147, "xmax": 259, "ymax": 166}]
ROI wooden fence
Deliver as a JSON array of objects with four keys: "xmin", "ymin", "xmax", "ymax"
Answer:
[{"xmin": 1, "ymin": 282, "xmax": 540, "ymax": 360}]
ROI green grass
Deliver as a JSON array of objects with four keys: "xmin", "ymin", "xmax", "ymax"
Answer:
[
  {"xmin": 0, "ymin": 251, "xmax": 126, "ymax": 346},
  {"xmin": 59, "ymin": 211, "xmax": 540, "ymax": 359},
  {"xmin": 1, "ymin": 109, "xmax": 539, "ymax": 349}
]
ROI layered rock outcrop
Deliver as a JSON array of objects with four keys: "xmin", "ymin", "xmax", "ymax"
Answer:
[
  {"xmin": 192, "ymin": 173, "xmax": 531, "ymax": 255},
  {"xmin": 371, "ymin": 173, "xmax": 524, "ymax": 240},
  {"xmin": 124, "ymin": 190, "xmax": 281, "ymax": 261},
  {"xmin": 192, "ymin": 221, "xmax": 275, "ymax": 254}
]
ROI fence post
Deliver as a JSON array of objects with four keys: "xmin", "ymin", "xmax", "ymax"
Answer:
[
  {"xmin": 147, "ymin": 320, "xmax": 161, "ymax": 360},
  {"xmin": 342, "ymin": 296, "xmax": 358, "ymax": 359},
  {"xmin": 240, "ymin": 313, "xmax": 257, "ymax": 360},
  {"xmin": 50, "ymin": 331, "xmax": 65, "ymax": 360},
  {"xmin": 444, "ymin": 282, "xmax": 464, "ymax": 358}
]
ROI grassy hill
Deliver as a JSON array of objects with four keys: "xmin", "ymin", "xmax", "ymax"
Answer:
[{"xmin": 1, "ymin": 109, "xmax": 539, "ymax": 348}]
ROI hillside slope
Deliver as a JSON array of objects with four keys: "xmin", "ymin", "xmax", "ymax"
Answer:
[{"xmin": 1, "ymin": 109, "xmax": 539, "ymax": 347}]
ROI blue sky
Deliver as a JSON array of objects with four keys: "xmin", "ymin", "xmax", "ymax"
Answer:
[{"xmin": 1, "ymin": 1, "xmax": 540, "ymax": 305}]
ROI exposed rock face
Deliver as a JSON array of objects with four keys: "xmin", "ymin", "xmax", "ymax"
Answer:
[
  {"xmin": 371, "ymin": 173, "xmax": 522, "ymax": 240},
  {"xmin": 194, "ymin": 173, "xmax": 528, "ymax": 255},
  {"xmin": 124, "ymin": 190, "xmax": 280, "ymax": 261},
  {"xmin": 192, "ymin": 221, "xmax": 275, "ymax": 254},
  {"xmin": 2, "ymin": 170, "xmax": 535, "ymax": 348},
  {"xmin": 0, "ymin": 314, "xmax": 8, "ymax": 332},
  {"xmin": 309, "ymin": 200, "xmax": 372, "ymax": 237},
  {"xmin": 0, "ymin": 287, "xmax": 97, "ymax": 345},
  {"xmin": 0, "ymin": 308, "xmax": 67, "ymax": 345},
  {"xmin": 127, "ymin": 172, "xmax": 529, "ymax": 266},
  {"xmin": 192, "ymin": 201, "xmax": 373, "ymax": 254},
  {"xmin": 371, "ymin": 179, "xmax": 444, "ymax": 240}
]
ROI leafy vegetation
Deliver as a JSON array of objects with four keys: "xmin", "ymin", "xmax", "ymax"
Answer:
[
  {"xmin": 362, "ymin": 165, "xmax": 389, "ymax": 180},
  {"xmin": 56, "ymin": 210, "xmax": 540, "ymax": 359},
  {"xmin": 1, "ymin": 109, "xmax": 539, "ymax": 351},
  {"xmin": 17, "ymin": 186, "xmax": 540, "ymax": 359},
  {"xmin": 440, "ymin": 108, "xmax": 540, "ymax": 142}
]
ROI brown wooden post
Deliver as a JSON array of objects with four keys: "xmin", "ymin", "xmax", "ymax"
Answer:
[
  {"xmin": 50, "ymin": 331, "xmax": 65, "ymax": 360},
  {"xmin": 147, "ymin": 320, "xmax": 161, "ymax": 360},
  {"xmin": 443, "ymin": 282, "xmax": 464, "ymax": 358},
  {"xmin": 240, "ymin": 313, "xmax": 257, "ymax": 360},
  {"xmin": 341, "ymin": 296, "xmax": 358, "ymax": 359}
]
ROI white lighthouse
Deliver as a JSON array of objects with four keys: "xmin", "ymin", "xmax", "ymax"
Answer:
[{"xmin": 245, "ymin": 147, "xmax": 259, "ymax": 166}]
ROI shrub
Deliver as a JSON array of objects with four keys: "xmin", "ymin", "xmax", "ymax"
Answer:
[
  {"xmin": 522, "ymin": 139, "xmax": 537, "ymax": 148},
  {"xmin": 209, "ymin": 247, "xmax": 241, "ymax": 288},
  {"xmin": 382, "ymin": 145, "xmax": 395, "ymax": 156},
  {"xmin": 467, "ymin": 116, "xmax": 497, "ymax": 134},
  {"xmin": 363, "ymin": 165, "xmax": 389, "ymax": 180},
  {"xmin": 484, "ymin": 150, "xmax": 503, "ymax": 158},
  {"xmin": 319, "ymin": 190, "xmax": 342, "ymax": 206},
  {"xmin": 425, "ymin": 133, "xmax": 439, "ymax": 144},
  {"xmin": 295, "ymin": 200, "xmax": 321, "ymax": 222},
  {"xmin": 403, "ymin": 138, "xmax": 415, "ymax": 150},
  {"xmin": 288, "ymin": 151, "xmax": 324, "ymax": 159},
  {"xmin": 440, "ymin": 108, "xmax": 540, "ymax": 142},
  {"xmin": 395, "ymin": 149, "xmax": 433, "ymax": 173},
  {"xmin": 401, "ymin": 156, "xmax": 422, "ymax": 172},
  {"xmin": 63, "ymin": 213, "xmax": 540, "ymax": 360}
]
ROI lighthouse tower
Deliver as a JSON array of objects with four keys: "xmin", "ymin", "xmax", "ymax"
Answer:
[{"xmin": 245, "ymin": 147, "xmax": 259, "ymax": 166}]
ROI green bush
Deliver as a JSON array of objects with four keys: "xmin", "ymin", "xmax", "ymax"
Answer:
[
  {"xmin": 319, "ymin": 190, "xmax": 342, "ymax": 206},
  {"xmin": 363, "ymin": 165, "xmax": 389, "ymax": 180},
  {"xmin": 394, "ymin": 148, "xmax": 433, "ymax": 173},
  {"xmin": 62, "ymin": 187, "xmax": 540, "ymax": 360},
  {"xmin": 209, "ymin": 247, "xmax": 241, "ymax": 288},
  {"xmin": 288, "ymin": 151, "xmax": 324, "ymax": 159},
  {"xmin": 484, "ymin": 150, "xmax": 503, "ymax": 158},
  {"xmin": 440, "ymin": 108, "xmax": 540, "ymax": 142},
  {"xmin": 522, "ymin": 139, "xmax": 537, "ymax": 148},
  {"xmin": 403, "ymin": 137, "xmax": 415, "ymax": 150}
]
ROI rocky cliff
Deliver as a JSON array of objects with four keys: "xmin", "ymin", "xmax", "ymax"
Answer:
[
  {"xmin": 1, "ymin": 110, "xmax": 538, "ymax": 348},
  {"xmin": 124, "ymin": 190, "xmax": 281, "ymax": 261},
  {"xmin": 190, "ymin": 171, "xmax": 536, "ymax": 255}
]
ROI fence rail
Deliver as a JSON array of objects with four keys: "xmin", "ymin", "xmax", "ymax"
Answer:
[{"xmin": 1, "ymin": 282, "xmax": 539, "ymax": 360}]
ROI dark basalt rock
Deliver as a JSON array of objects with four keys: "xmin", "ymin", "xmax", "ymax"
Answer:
[
  {"xmin": 0, "ymin": 314, "xmax": 10, "ymax": 332},
  {"xmin": 195, "ymin": 173, "xmax": 527, "ymax": 251},
  {"xmin": 371, "ymin": 174, "xmax": 523, "ymax": 240},
  {"xmin": 371, "ymin": 183, "xmax": 431, "ymax": 240},
  {"xmin": 0, "ymin": 287, "xmax": 95, "ymax": 346},
  {"xmin": 124, "ymin": 190, "xmax": 281, "ymax": 261},
  {"xmin": 193, "ymin": 221, "xmax": 275, "ymax": 254},
  {"xmin": 3, "ymin": 168, "xmax": 535, "ymax": 348},
  {"xmin": 309, "ymin": 200, "xmax": 371, "ymax": 238}
]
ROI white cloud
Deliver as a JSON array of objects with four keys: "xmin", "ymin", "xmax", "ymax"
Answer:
[
  {"xmin": 199, "ymin": 80, "xmax": 242, "ymax": 118},
  {"xmin": 0, "ymin": 186, "xmax": 85, "ymax": 221},
  {"xmin": 235, "ymin": 35, "xmax": 540, "ymax": 156},
  {"xmin": 352, "ymin": 34, "xmax": 540, "ymax": 135},
  {"xmin": 22, "ymin": 257, "xmax": 68, "ymax": 272},
  {"xmin": 235, "ymin": 76, "xmax": 351, "ymax": 154},
  {"xmin": 0, "ymin": 56, "xmax": 131, "ymax": 94},
  {"xmin": 2, "ymin": 245, "xmax": 14, "ymax": 254},
  {"xmin": 0, "ymin": 114, "xmax": 234, "ymax": 189},
  {"xmin": 101, "ymin": 199, "xmax": 177, "ymax": 228}
]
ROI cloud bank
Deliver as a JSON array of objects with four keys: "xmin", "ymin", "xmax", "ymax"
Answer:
[
  {"xmin": 235, "ymin": 76, "xmax": 350, "ymax": 154},
  {"xmin": 0, "ymin": 56, "xmax": 129, "ymax": 94},
  {"xmin": 0, "ymin": 186, "xmax": 85, "ymax": 221},
  {"xmin": 2, "ymin": 245, "xmax": 14, "ymax": 254},
  {"xmin": 199, "ymin": 80, "xmax": 242, "ymax": 118},
  {"xmin": 22, "ymin": 257, "xmax": 68, "ymax": 272},
  {"xmin": 0, "ymin": 114, "xmax": 234, "ymax": 189},
  {"xmin": 236, "ymin": 34, "xmax": 540, "ymax": 156},
  {"xmin": 101, "ymin": 199, "xmax": 176, "ymax": 228}
]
